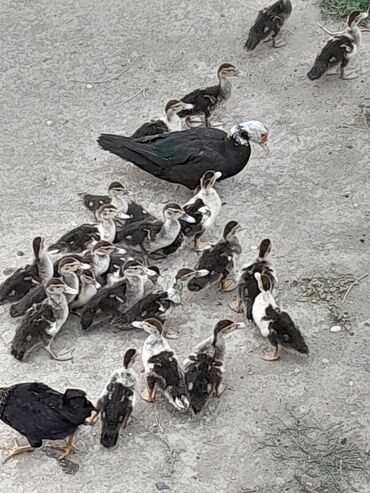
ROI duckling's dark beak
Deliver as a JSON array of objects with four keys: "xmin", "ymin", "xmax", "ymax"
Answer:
[{"xmin": 181, "ymin": 212, "xmax": 196, "ymax": 223}]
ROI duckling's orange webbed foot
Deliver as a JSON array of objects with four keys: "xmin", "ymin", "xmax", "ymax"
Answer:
[
  {"xmin": 262, "ymin": 347, "xmax": 280, "ymax": 361},
  {"xmin": 229, "ymin": 297, "xmax": 244, "ymax": 313},
  {"xmin": 193, "ymin": 239, "xmax": 211, "ymax": 252},
  {"xmin": 47, "ymin": 434, "xmax": 78, "ymax": 461},
  {"xmin": 219, "ymin": 279, "xmax": 237, "ymax": 292},
  {"xmin": 213, "ymin": 383, "xmax": 225, "ymax": 397},
  {"xmin": 86, "ymin": 410, "xmax": 100, "ymax": 426},
  {"xmin": 141, "ymin": 387, "xmax": 156, "ymax": 402},
  {"xmin": 3, "ymin": 439, "xmax": 34, "ymax": 463}
]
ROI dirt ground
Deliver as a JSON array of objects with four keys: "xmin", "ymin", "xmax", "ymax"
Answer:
[{"xmin": 1, "ymin": 0, "xmax": 370, "ymax": 492}]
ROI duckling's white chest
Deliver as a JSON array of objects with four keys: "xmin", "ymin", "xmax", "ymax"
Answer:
[
  {"xmin": 252, "ymin": 292, "xmax": 275, "ymax": 338},
  {"xmin": 93, "ymin": 255, "xmax": 110, "ymax": 277},
  {"xmin": 199, "ymin": 190, "xmax": 222, "ymax": 228},
  {"xmin": 142, "ymin": 336, "xmax": 171, "ymax": 372},
  {"xmin": 145, "ymin": 219, "xmax": 180, "ymax": 252},
  {"xmin": 98, "ymin": 220, "xmax": 116, "ymax": 242},
  {"xmin": 74, "ymin": 284, "xmax": 97, "ymax": 308}
]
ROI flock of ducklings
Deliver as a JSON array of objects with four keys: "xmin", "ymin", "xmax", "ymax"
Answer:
[{"xmin": 0, "ymin": 0, "xmax": 368, "ymax": 462}]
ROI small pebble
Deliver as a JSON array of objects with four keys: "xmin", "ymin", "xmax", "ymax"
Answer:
[
  {"xmin": 349, "ymin": 381, "xmax": 354, "ymax": 386},
  {"xmin": 86, "ymin": 84, "xmax": 93, "ymax": 89},
  {"xmin": 156, "ymin": 482, "xmax": 170, "ymax": 491},
  {"xmin": 17, "ymin": 251, "xmax": 25, "ymax": 256},
  {"xmin": 250, "ymin": 245, "xmax": 257, "ymax": 250},
  {"xmin": 353, "ymin": 203, "xmax": 359, "ymax": 208},
  {"xmin": 321, "ymin": 358, "xmax": 329, "ymax": 364},
  {"xmin": 46, "ymin": 120, "xmax": 53, "ymax": 125},
  {"xmin": 330, "ymin": 325, "xmax": 341, "ymax": 333}
]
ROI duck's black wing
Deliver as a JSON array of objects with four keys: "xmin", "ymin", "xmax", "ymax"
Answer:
[
  {"xmin": 266, "ymin": 306, "xmax": 309, "ymax": 355},
  {"xmin": 181, "ymin": 199, "xmax": 206, "ymax": 237},
  {"xmin": 9, "ymin": 284, "xmax": 46, "ymax": 318},
  {"xmin": 48, "ymin": 224, "xmax": 100, "ymax": 254},
  {"xmin": 307, "ymin": 36, "xmax": 352, "ymax": 80},
  {"xmin": 238, "ymin": 262, "xmax": 276, "ymax": 320},
  {"xmin": 131, "ymin": 119, "xmax": 169, "ymax": 139},
  {"xmin": 0, "ymin": 264, "xmax": 40, "ymax": 305},
  {"xmin": 98, "ymin": 128, "xmax": 247, "ymax": 190},
  {"xmin": 117, "ymin": 219, "xmax": 162, "ymax": 249},
  {"xmin": 82, "ymin": 194, "xmax": 111, "ymax": 213},
  {"xmin": 178, "ymin": 85, "xmax": 220, "ymax": 117}
]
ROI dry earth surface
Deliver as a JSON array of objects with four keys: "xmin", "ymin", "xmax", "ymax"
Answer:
[{"xmin": 0, "ymin": 0, "xmax": 370, "ymax": 492}]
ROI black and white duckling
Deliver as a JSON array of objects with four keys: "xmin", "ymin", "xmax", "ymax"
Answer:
[
  {"xmin": 307, "ymin": 11, "xmax": 369, "ymax": 80},
  {"xmin": 132, "ymin": 319, "xmax": 189, "ymax": 411},
  {"xmin": 10, "ymin": 256, "xmax": 91, "ymax": 318},
  {"xmin": 91, "ymin": 348, "xmax": 138, "ymax": 448},
  {"xmin": 10, "ymin": 278, "xmax": 78, "ymax": 362},
  {"xmin": 107, "ymin": 268, "xmax": 207, "ymax": 335},
  {"xmin": 117, "ymin": 203, "xmax": 195, "ymax": 257},
  {"xmin": 229, "ymin": 238, "xmax": 276, "ymax": 317},
  {"xmin": 48, "ymin": 204, "xmax": 129, "ymax": 255},
  {"xmin": 245, "ymin": 0, "xmax": 292, "ymax": 51},
  {"xmin": 132, "ymin": 100, "xmax": 194, "ymax": 138},
  {"xmin": 177, "ymin": 64, "xmax": 240, "ymax": 127},
  {"xmin": 183, "ymin": 319, "xmax": 245, "ymax": 413},
  {"xmin": 252, "ymin": 272, "xmax": 309, "ymax": 361},
  {"xmin": 80, "ymin": 260, "xmax": 155, "ymax": 331},
  {"xmin": 71, "ymin": 269, "xmax": 99, "ymax": 309},
  {"xmin": 98, "ymin": 121, "xmax": 268, "ymax": 191},
  {"xmin": 187, "ymin": 221, "xmax": 243, "ymax": 293},
  {"xmin": 0, "ymin": 382, "xmax": 95, "ymax": 461},
  {"xmin": 182, "ymin": 170, "xmax": 222, "ymax": 250},
  {"xmin": 0, "ymin": 237, "xmax": 53, "ymax": 305}
]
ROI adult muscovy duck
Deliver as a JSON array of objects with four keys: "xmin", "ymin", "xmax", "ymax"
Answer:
[{"xmin": 97, "ymin": 121, "xmax": 268, "ymax": 190}]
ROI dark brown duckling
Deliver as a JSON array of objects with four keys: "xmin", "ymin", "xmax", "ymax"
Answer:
[
  {"xmin": 0, "ymin": 237, "xmax": 53, "ymax": 305},
  {"xmin": 252, "ymin": 272, "xmax": 308, "ymax": 361},
  {"xmin": 245, "ymin": 0, "xmax": 292, "ymax": 51},
  {"xmin": 177, "ymin": 64, "xmax": 240, "ymax": 127},
  {"xmin": 10, "ymin": 278, "xmax": 78, "ymax": 362},
  {"xmin": 187, "ymin": 221, "xmax": 243, "ymax": 293},
  {"xmin": 229, "ymin": 238, "xmax": 276, "ymax": 318},
  {"xmin": 92, "ymin": 348, "xmax": 138, "ymax": 448},
  {"xmin": 0, "ymin": 382, "xmax": 95, "ymax": 461},
  {"xmin": 131, "ymin": 100, "xmax": 194, "ymax": 138}
]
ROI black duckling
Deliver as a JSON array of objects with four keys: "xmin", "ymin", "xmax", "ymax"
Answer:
[
  {"xmin": 97, "ymin": 120, "xmax": 269, "ymax": 191},
  {"xmin": 132, "ymin": 100, "xmax": 194, "ymax": 138},
  {"xmin": 182, "ymin": 170, "xmax": 222, "ymax": 250},
  {"xmin": 187, "ymin": 221, "xmax": 243, "ymax": 293},
  {"xmin": 177, "ymin": 64, "xmax": 240, "ymax": 127},
  {"xmin": 80, "ymin": 260, "xmax": 155, "ymax": 331},
  {"xmin": 184, "ymin": 319, "xmax": 245, "ymax": 413},
  {"xmin": 229, "ymin": 238, "xmax": 276, "ymax": 317},
  {"xmin": 48, "ymin": 204, "xmax": 129, "ymax": 255},
  {"xmin": 117, "ymin": 203, "xmax": 195, "ymax": 257},
  {"xmin": 307, "ymin": 11, "xmax": 368, "ymax": 80},
  {"xmin": 10, "ymin": 256, "xmax": 91, "ymax": 318},
  {"xmin": 92, "ymin": 348, "xmax": 138, "ymax": 448},
  {"xmin": 133, "ymin": 319, "xmax": 189, "ymax": 411},
  {"xmin": 107, "ymin": 268, "xmax": 207, "ymax": 335},
  {"xmin": 245, "ymin": 0, "xmax": 292, "ymax": 51},
  {"xmin": 10, "ymin": 278, "xmax": 78, "ymax": 362},
  {"xmin": 252, "ymin": 272, "xmax": 309, "ymax": 360},
  {"xmin": 0, "ymin": 237, "xmax": 53, "ymax": 305},
  {"xmin": 0, "ymin": 382, "xmax": 95, "ymax": 461}
]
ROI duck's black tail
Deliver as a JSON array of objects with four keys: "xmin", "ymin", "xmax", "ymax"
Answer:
[{"xmin": 187, "ymin": 275, "xmax": 209, "ymax": 292}]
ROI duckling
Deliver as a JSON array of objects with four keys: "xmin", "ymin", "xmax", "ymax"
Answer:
[
  {"xmin": 177, "ymin": 64, "xmax": 240, "ymax": 127},
  {"xmin": 10, "ymin": 278, "xmax": 78, "ymax": 362},
  {"xmin": 98, "ymin": 120, "xmax": 268, "ymax": 191},
  {"xmin": 92, "ymin": 348, "xmax": 138, "ymax": 448},
  {"xmin": 307, "ymin": 11, "xmax": 369, "ymax": 80},
  {"xmin": 85, "ymin": 241, "xmax": 127, "ymax": 281},
  {"xmin": 252, "ymin": 272, "xmax": 309, "ymax": 360},
  {"xmin": 10, "ymin": 257, "xmax": 91, "ymax": 318},
  {"xmin": 245, "ymin": 0, "xmax": 292, "ymax": 51},
  {"xmin": 107, "ymin": 268, "xmax": 208, "ymax": 336},
  {"xmin": 187, "ymin": 221, "xmax": 242, "ymax": 293},
  {"xmin": 229, "ymin": 238, "xmax": 276, "ymax": 317},
  {"xmin": 131, "ymin": 100, "xmax": 194, "ymax": 138},
  {"xmin": 48, "ymin": 204, "xmax": 130, "ymax": 255},
  {"xmin": 71, "ymin": 269, "xmax": 99, "ymax": 309},
  {"xmin": 0, "ymin": 237, "xmax": 53, "ymax": 305},
  {"xmin": 132, "ymin": 319, "xmax": 189, "ymax": 411},
  {"xmin": 183, "ymin": 319, "xmax": 245, "ymax": 412},
  {"xmin": 80, "ymin": 260, "xmax": 155, "ymax": 331},
  {"xmin": 0, "ymin": 382, "xmax": 95, "ymax": 461},
  {"xmin": 117, "ymin": 203, "xmax": 195, "ymax": 257},
  {"xmin": 179, "ymin": 199, "xmax": 211, "ymax": 246},
  {"xmin": 182, "ymin": 170, "xmax": 222, "ymax": 250}
]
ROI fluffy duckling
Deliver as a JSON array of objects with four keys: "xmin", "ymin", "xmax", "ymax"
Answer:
[
  {"xmin": 10, "ymin": 278, "xmax": 78, "ymax": 362},
  {"xmin": 71, "ymin": 269, "xmax": 99, "ymax": 309},
  {"xmin": 92, "ymin": 348, "xmax": 139, "ymax": 448},
  {"xmin": 107, "ymin": 268, "xmax": 207, "ymax": 335},
  {"xmin": 10, "ymin": 256, "xmax": 91, "ymax": 318},
  {"xmin": 177, "ymin": 64, "xmax": 240, "ymax": 127},
  {"xmin": 245, "ymin": 0, "xmax": 292, "ymax": 50},
  {"xmin": 184, "ymin": 320, "xmax": 245, "ymax": 413},
  {"xmin": 187, "ymin": 221, "xmax": 242, "ymax": 293},
  {"xmin": 0, "ymin": 237, "xmax": 53, "ymax": 305},
  {"xmin": 117, "ymin": 203, "xmax": 195, "ymax": 257},
  {"xmin": 307, "ymin": 11, "xmax": 368, "ymax": 80},
  {"xmin": 80, "ymin": 260, "xmax": 155, "ymax": 331},
  {"xmin": 181, "ymin": 170, "xmax": 222, "ymax": 250},
  {"xmin": 252, "ymin": 272, "xmax": 309, "ymax": 360},
  {"xmin": 0, "ymin": 382, "xmax": 95, "ymax": 461},
  {"xmin": 229, "ymin": 238, "xmax": 276, "ymax": 317},
  {"xmin": 48, "ymin": 204, "xmax": 129, "ymax": 255},
  {"xmin": 132, "ymin": 100, "xmax": 194, "ymax": 138},
  {"xmin": 132, "ymin": 319, "xmax": 189, "ymax": 411}
]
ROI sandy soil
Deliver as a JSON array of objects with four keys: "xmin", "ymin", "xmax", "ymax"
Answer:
[{"xmin": 1, "ymin": 0, "xmax": 370, "ymax": 492}]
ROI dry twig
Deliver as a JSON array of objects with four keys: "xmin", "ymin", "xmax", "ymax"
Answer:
[
  {"xmin": 70, "ymin": 55, "xmax": 142, "ymax": 84},
  {"xmin": 342, "ymin": 274, "xmax": 368, "ymax": 304}
]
